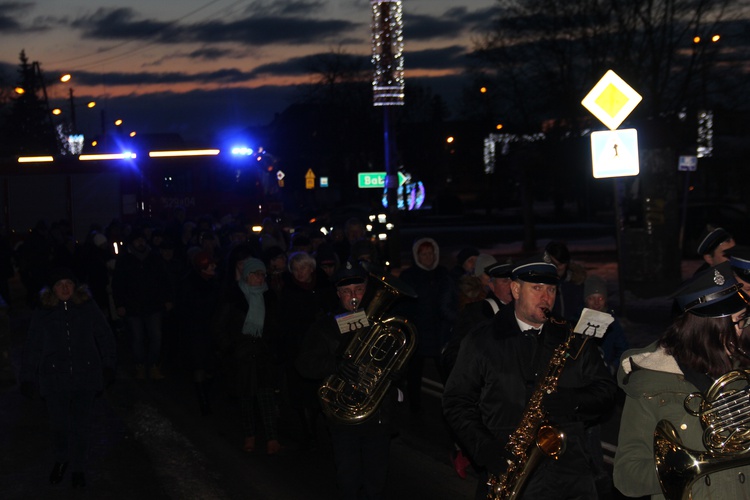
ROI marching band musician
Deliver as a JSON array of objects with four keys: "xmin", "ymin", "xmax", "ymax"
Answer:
[
  {"xmin": 613, "ymin": 262, "xmax": 750, "ymax": 499},
  {"xmin": 295, "ymin": 261, "xmax": 399, "ymax": 500},
  {"xmin": 443, "ymin": 259, "xmax": 616, "ymax": 500}
]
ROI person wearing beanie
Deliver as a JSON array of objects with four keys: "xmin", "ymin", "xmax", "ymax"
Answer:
[
  {"xmin": 544, "ymin": 240, "xmax": 586, "ymax": 322},
  {"xmin": 453, "ymin": 247, "xmax": 479, "ymax": 277},
  {"xmin": 614, "ymin": 262, "xmax": 750, "ymax": 499},
  {"xmin": 581, "ymin": 274, "xmax": 629, "ymax": 491},
  {"xmin": 582, "ymin": 275, "xmax": 628, "ymax": 372},
  {"xmin": 473, "ymin": 253, "xmax": 498, "ymax": 291},
  {"xmin": 20, "ymin": 267, "xmax": 117, "ymax": 489},
  {"xmin": 214, "ymin": 257, "xmax": 283, "ymax": 455}
]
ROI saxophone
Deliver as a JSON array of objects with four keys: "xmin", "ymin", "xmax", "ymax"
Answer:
[{"xmin": 487, "ymin": 311, "xmax": 577, "ymax": 500}]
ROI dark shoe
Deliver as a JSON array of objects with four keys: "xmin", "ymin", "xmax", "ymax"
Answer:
[
  {"xmin": 71, "ymin": 472, "xmax": 86, "ymax": 488},
  {"xmin": 49, "ymin": 462, "xmax": 68, "ymax": 484}
]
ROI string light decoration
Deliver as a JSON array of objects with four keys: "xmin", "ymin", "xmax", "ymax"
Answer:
[{"xmin": 371, "ymin": 0, "xmax": 404, "ymax": 106}]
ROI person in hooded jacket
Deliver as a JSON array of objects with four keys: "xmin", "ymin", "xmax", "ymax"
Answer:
[
  {"xmin": 613, "ymin": 262, "xmax": 750, "ymax": 499},
  {"xmin": 398, "ymin": 237, "xmax": 457, "ymax": 413},
  {"xmin": 20, "ymin": 267, "xmax": 117, "ymax": 489}
]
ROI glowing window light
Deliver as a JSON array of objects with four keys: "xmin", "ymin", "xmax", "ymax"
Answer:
[
  {"xmin": 52, "ymin": 108, "xmax": 62, "ymax": 115},
  {"xmin": 251, "ymin": 225, "xmax": 263, "ymax": 233},
  {"xmin": 14, "ymin": 87, "xmax": 25, "ymax": 95},
  {"xmin": 231, "ymin": 147, "xmax": 254, "ymax": 156},
  {"xmin": 371, "ymin": 0, "xmax": 405, "ymax": 106},
  {"xmin": 79, "ymin": 152, "xmax": 137, "ymax": 161},
  {"xmin": 18, "ymin": 156, "xmax": 54, "ymax": 163},
  {"xmin": 149, "ymin": 149, "xmax": 220, "ymax": 158}
]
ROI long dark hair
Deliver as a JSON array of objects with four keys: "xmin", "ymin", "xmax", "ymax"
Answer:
[{"xmin": 659, "ymin": 312, "xmax": 750, "ymax": 377}]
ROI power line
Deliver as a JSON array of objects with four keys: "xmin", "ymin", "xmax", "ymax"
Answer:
[{"xmin": 55, "ymin": 0, "xmax": 239, "ymax": 69}]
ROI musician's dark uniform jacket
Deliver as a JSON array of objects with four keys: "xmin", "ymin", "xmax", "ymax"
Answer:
[
  {"xmin": 296, "ymin": 304, "xmax": 397, "ymax": 500},
  {"xmin": 442, "ymin": 304, "xmax": 616, "ymax": 499}
]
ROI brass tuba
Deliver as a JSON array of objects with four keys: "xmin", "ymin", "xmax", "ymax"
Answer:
[
  {"xmin": 318, "ymin": 263, "xmax": 418, "ymax": 424},
  {"xmin": 654, "ymin": 369, "xmax": 750, "ymax": 500}
]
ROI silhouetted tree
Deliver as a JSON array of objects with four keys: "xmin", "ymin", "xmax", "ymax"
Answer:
[{"xmin": 0, "ymin": 51, "xmax": 61, "ymax": 157}]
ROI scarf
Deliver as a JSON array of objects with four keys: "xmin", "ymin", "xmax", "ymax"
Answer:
[{"xmin": 238, "ymin": 280, "xmax": 268, "ymax": 337}]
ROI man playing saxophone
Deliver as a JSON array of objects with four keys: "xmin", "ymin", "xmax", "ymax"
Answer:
[
  {"xmin": 613, "ymin": 262, "xmax": 750, "ymax": 499},
  {"xmin": 443, "ymin": 259, "xmax": 617, "ymax": 500}
]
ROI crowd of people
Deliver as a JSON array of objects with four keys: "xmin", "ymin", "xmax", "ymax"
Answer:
[{"xmin": 13, "ymin": 208, "xmax": 749, "ymax": 500}]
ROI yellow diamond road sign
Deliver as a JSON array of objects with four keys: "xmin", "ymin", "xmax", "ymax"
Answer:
[{"xmin": 581, "ymin": 70, "xmax": 642, "ymax": 130}]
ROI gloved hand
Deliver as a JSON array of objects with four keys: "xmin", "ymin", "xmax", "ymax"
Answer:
[
  {"xmin": 337, "ymin": 358, "xmax": 359, "ymax": 381},
  {"xmin": 19, "ymin": 381, "xmax": 37, "ymax": 400},
  {"xmin": 103, "ymin": 367, "xmax": 116, "ymax": 389}
]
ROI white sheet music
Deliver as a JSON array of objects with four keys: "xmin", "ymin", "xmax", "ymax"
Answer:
[{"xmin": 574, "ymin": 308, "xmax": 614, "ymax": 338}]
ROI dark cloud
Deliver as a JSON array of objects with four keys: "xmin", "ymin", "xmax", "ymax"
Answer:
[
  {"xmin": 0, "ymin": 1, "xmax": 52, "ymax": 33},
  {"xmin": 404, "ymin": 7, "xmax": 500, "ymax": 41},
  {"xmin": 184, "ymin": 17, "xmax": 360, "ymax": 45},
  {"xmin": 71, "ymin": 8, "xmax": 173, "ymax": 40},
  {"xmin": 68, "ymin": 7, "xmax": 361, "ymax": 46},
  {"xmin": 406, "ymin": 46, "xmax": 468, "ymax": 70},
  {"xmin": 404, "ymin": 12, "xmax": 465, "ymax": 41},
  {"xmin": 187, "ymin": 47, "xmax": 240, "ymax": 60},
  {"xmin": 248, "ymin": 52, "xmax": 369, "ymax": 77}
]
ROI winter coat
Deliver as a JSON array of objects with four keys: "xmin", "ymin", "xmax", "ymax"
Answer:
[
  {"xmin": 613, "ymin": 342, "xmax": 750, "ymax": 499},
  {"xmin": 214, "ymin": 288, "xmax": 282, "ymax": 390},
  {"xmin": 21, "ymin": 286, "xmax": 116, "ymax": 397},
  {"xmin": 111, "ymin": 246, "xmax": 171, "ymax": 316},
  {"xmin": 443, "ymin": 304, "xmax": 616, "ymax": 481},
  {"xmin": 398, "ymin": 238, "xmax": 457, "ymax": 357}
]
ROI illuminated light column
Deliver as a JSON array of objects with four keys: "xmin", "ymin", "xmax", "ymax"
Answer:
[
  {"xmin": 371, "ymin": 0, "xmax": 404, "ymax": 266},
  {"xmin": 372, "ymin": 0, "xmax": 404, "ymax": 107}
]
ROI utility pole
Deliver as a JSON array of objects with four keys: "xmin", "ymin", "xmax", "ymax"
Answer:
[{"xmin": 371, "ymin": 0, "xmax": 405, "ymax": 268}]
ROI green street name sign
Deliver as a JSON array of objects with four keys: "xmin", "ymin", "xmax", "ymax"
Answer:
[{"xmin": 357, "ymin": 171, "xmax": 406, "ymax": 188}]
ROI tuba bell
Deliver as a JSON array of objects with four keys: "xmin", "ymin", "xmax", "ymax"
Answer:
[
  {"xmin": 318, "ymin": 263, "xmax": 418, "ymax": 424},
  {"xmin": 654, "ymin": 369, "xmax": 750, "ymax": 500}
]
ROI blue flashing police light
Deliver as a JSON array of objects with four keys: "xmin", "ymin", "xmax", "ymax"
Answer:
[{"xmin": 231, "ymin": 147, "xmax": 254, "ymax": 156}]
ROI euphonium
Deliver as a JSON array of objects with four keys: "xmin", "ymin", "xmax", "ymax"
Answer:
[
  {"xmin": 487, "ymin": 310, "xmax": 576, "ymax": 500},
  {"xmin": 318, "ymin": 265, "xmax": 418, "ymax": 424},
  {"xmin": 654, "ymin": 369, "xmax": 750, "ymax": 500}
]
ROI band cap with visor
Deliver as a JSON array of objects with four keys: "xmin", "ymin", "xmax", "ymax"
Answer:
[
  {"xmin": 511, "ymin": 260, "xmax": 559, "ymax": 285},
  {"xmin": 673, "ymin": 262, "xmax": 749, "ymax": 317}
]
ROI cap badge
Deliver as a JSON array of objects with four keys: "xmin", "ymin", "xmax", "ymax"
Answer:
[
  {"xmin": 713, "ymin": 269, "xmax": 725, "ymax": 286},
  {"xmin": 345, "ymin": 261, "xmax": 353, "ymax": 270}
]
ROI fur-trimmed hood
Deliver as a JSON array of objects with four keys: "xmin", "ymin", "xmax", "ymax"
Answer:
[
  {"xmin": 39, "ymin": 285, "xmax": 93, "ymax": 308},
  {"xmin": 411, "ymin": 237, "xmax": 439, "ymax": 271},
  {"xmin": 617, "ymin": 341, "xmax": 685, "ymax": 398}
]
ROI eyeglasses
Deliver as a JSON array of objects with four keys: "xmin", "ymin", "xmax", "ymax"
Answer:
[{"xmin": 732, "ymin": 316, "xmax": 750, "ymax": 329}]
